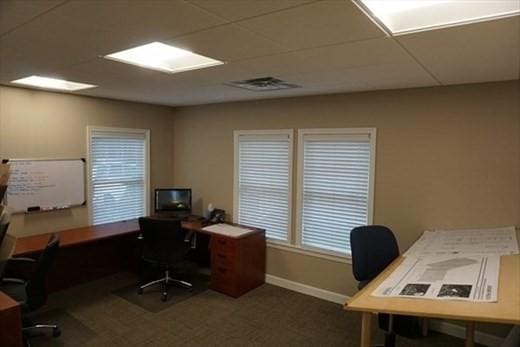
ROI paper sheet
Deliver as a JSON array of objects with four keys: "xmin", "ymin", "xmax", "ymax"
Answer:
[
  {"xmin": 202, "ymin": 223, "xmax": 254, "ymax": 237},
  {"xmin": 405, "ymin": 226, "xmax": 518, "ymax": 256},
  {"xmin": 373, "ymin": 254, "xmax": 500, "ymax": 302}
]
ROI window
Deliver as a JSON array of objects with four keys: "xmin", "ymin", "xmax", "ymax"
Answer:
[
  {"xmin": 234, "ymin": 130, "xmax": 293, "ymax": 242},
  {"xmin": 87, "ymin": 127, "xmax": 150, "ymax": 225},
  {"xmin": 296, "ymin": 128, "xmax": 375, "ymax": 256}
]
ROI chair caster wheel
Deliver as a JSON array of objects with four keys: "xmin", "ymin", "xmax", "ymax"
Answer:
[
  {"xmin": 137, "ymin": 288, "xmax": 143, "ymax": 295},
  {"xmin": 161, "ymin": 294, "xmax": 167, "ymax": 302},
  {"xmin": 53, "ymin": 327, "xmax": 61, "ymax": 337}
]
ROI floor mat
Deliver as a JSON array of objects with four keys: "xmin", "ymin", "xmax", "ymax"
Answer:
[{"xmin": 112, "ymin": 273, "xmax": 210, "ymax": 313}]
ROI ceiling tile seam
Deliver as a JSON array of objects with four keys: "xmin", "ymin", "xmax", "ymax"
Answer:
[
  {"xmin": 180, "ymin": 1, "xmax": 322, "ymax": 54},
  {"xmin": 392, "ymin": 38, "xmax": 443, "ymax": 86},
  {"xmin": 0, "ymin": 0, "xmax": 70, "ymax": 40},
  {"xmin": 186, "ymin": 0, "xmax": 321, "ymax": 24},
  {"xmin": 285, "ymin": 35, "xmax": 388, "ymax": 56},
  {"xmin": 230, "ymin": 20, "xmax": 385, "ymax": 59}
]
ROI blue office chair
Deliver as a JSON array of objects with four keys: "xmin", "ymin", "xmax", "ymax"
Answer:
[{"xmin": 350, "ymin": 225, "xmax": 423, "ymax": 347}]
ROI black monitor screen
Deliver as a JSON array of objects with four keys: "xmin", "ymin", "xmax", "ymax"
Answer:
[{"xmin": 155, "ymin": 189, "xmax": 192, "ymax": 212}]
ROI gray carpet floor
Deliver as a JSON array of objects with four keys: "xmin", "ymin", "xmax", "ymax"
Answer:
[{"xmin": 27, "ymin": 272, "xmax": 476, "ymax": 346}]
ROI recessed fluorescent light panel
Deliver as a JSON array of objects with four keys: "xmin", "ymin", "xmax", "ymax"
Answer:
[
  {"xmin": 11, "ymin": 76, "xmax": 96, "ymax": 91},
  {"xmin": 356, "ymin": 0, "xmax": 520, "ymax": 35},
  {"xmin": 104, "ymin": 42, "xmax": 224, "ymax": 74}
]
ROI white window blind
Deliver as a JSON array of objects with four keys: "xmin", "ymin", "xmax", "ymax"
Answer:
[
  {"xmin": 235, "ymin": 132, "xmax": 292, "ymax": 242},
  {"xmin": 89, "ymin": 128, "xmax": 148, "ymax": 225},
  {"xmin": 299, "ymin": 131, "xmax": 374, "ymax": 255}
]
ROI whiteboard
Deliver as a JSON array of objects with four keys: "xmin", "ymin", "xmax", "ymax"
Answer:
[{"xmin": 4, "ymin": 159, "xmax": 85, "ymax": 213}]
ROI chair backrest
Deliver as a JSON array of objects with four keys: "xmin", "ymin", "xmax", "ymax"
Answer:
[
  {"xmin": 0, "ymin": 222, "xmax": 9, "ymax": 247},
  {"xmin": 138, "ymin": 217, "xmax": 190, "ymax": 266},
  {"xmin": 26, "ymin": 233, "xmax": 60, "ymax": 310},
  {"xmin": 350, "ymin": 225, "xmax": 399, "ymax": 286}
]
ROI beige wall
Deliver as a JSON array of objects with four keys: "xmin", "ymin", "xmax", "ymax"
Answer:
[
  {"xmin": 172, "ymin": 81, "xmax": 520, "ymax": 296},
  {"xmin": 0, "ymin": 85, "xmax": 175, "ymax": 237}
]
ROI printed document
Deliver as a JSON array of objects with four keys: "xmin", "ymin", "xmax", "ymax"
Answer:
[
  {"xmin": 373, "ymin": 254, "xmax": 500, "ymax": 302},
  {"xmin": 405, "ymin": 226, "xmax": 518, "ymax": 256},
  {"xmin": 203, "ymin": 223, "xmax": 253, "ymax": 237}
]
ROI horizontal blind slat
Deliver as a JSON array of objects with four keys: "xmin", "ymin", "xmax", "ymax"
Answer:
[
  {"xmin": 301, "ymin": 135, "xmax": 372, "ymax": 254},
  {"xmin": 237, "ymin": 135, "xmax": 291, "ymax": 241},
  {"xmin": 90, "ymin": 129, "xmax": 147, "ymax": 225}
]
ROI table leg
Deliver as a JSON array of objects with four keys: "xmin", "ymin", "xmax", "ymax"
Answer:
[
  {"xmin": 465, "ymin": 321, "xmax": 475, "ymax": 347},
  {"xmin": 360, "ymin": 312, "xmax": 372, "ymax": 347}
]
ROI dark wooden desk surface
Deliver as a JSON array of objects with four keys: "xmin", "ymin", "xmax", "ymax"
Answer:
[
  {"xmin": 13, "ymin": 219, "xmax": 140, "ymax": 256},
  {"xmin": 13, "ymin": 217, "xmax": 264, "ymax": 257}
]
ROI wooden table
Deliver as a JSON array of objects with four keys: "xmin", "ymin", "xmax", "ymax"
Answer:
[{"xmin": 345, "ymin": 254, "xmax": 520, "ymax": 347}]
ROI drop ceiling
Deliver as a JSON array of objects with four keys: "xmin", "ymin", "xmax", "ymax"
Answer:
[{"xmin": 0, "ymin": 0, "xmax": 518, "ymax": 106}]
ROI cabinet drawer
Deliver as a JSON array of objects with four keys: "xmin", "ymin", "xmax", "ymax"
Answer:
[
  {"xmin": 211, "ymin": 250, "xmax": 236, "ymax": 269},
  {"xmin": 211, "ymin": 264, "xmax": 236, "ymax": 289},
  {"xmin": 211, "ymin": 236, "xmax": 237, "ymax": 255}
]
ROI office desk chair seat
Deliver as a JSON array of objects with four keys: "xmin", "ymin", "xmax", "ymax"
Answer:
[
  {"xmin": 0, "ymin": 234, "xmax": 61, "ymax": 346},
  {"xmin": 138, "ymin": 217, "xmax": 193, "ymax": 302}
]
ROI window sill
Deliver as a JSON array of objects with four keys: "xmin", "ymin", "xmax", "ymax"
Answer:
[{"xmin": 267, "ymin": 241, "xmax": 352, "ymax": 264}]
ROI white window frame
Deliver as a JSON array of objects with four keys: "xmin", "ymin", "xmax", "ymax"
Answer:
[
  {"xmin": 86, "ymin": 126, "xmax": 151, "ymax": 225},
  {"xmin": 295, "ymin": 128, "xmax": 376, "ymax": 259},
  {"xmin": 233, "ymin": 129, "xmax": 294, "ymax": 245}
]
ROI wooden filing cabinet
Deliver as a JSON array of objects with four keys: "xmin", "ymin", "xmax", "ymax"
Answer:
[{"xmin": 210, "ymin": 229, "xmax": 266, "ymax": 297}]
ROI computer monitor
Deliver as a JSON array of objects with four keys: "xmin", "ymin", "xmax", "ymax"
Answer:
[{"xmin": 154, "ymin": 188, "xmax": 192, "ymax": 213}]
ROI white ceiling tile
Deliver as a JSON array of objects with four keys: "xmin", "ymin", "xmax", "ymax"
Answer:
[
  {"xmin": 342, "ymin": 63, "xmax": 440, "ymax": 90},
  {"xmin": 300, "ymin": 38, "xmax": 415, "ymax": 70},
  {"xmin": 398, "ymin": 16, "xmax": 520, "ymax": 85},
  {"xmin": 0, "ymin": 0, "xmax": 63, "ymax": 36},
  {"xmin": 237, "ymin": 0, "xmax": 384, "ymax": 50},
  {"xmin": 0, "ymin": 2, "xmax": 517, "ymax": 106},
  {"xmin": 231, "ymin": 52, "xmax": 319, "ymax": 80},
  {"xmin": 0, "ymin": 0, "xmax": 227, "ymax": 77},
  {"xmin": 166, "ymin": 24, "xmax": 288, "ymax": 62},
  {"xmin": 188, "ymin": 0, "xmax": 315, "ymax": 21}
]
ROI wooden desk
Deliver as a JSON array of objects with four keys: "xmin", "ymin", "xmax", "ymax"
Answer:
[
  {"xmin": 13, "ymin": 218, "xmax": 266, "ymax": 297},
  {"xmin": 14, "ymin": 219, "xmax": 140, "ymax": 257},
  {"xmin": 345, "ymin": 254, "xmax": 520, "ymax": 347},
  {"xmin": 0, "ymin": 291, "xmax": 22, "ymax": 347},
  {"xmin": 164, "ymin": 219, "xmax": 266, "ymax": 297},
  {"xmin": 14, "ymin": 220, "xmax": 141, "ymax": 292},
  {"xmin": 1, "ymin": 218, "xmax": 265, "ymax": 345}
]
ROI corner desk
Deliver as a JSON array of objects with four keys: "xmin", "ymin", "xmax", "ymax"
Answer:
[
  {"xmin": 345, "ymin": 254, "xmax": 520, "ymax": 347},
  {"xmin": 12, "ymin": 218, "xmax": 266, "ymax": 296},
  {"xmin": 1, "ymin": 218, "xmax": 266, "ymax": 347}
]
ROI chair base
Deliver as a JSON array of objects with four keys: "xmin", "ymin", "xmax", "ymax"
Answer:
[
  {"xmin": 138, "ymin": 269, "xmax": 192, "ymax": 301},
  {"xmin": 22, "ymin": 324, "xmax": 60, "ymax": 347}
]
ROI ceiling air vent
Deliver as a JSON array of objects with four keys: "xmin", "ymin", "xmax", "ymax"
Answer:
[{"xmin": 226, "ymin": 77, "xmax": 300, "ymax": 91}]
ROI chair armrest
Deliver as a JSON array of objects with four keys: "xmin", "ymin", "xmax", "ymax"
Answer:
[
  {"xmin": 2, "ymin": 257, "xmax": 37, "ymax": 281},
  {"xmin": 1, "ymin": 277, "xmax": 26, "ymax": 285}
]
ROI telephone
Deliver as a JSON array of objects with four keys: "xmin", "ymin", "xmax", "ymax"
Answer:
[{"xmin": 209, "ymin": 209, "xmax": 225, "ymax": 223}]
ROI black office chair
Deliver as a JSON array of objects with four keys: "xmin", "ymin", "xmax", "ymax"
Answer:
[
  {"xmin": 0, "ymin": 233, "xmax": 61, "ymax": 346},
  {"xmin": 138, "ymin": 217, "xmax": 192, "ymax": 302},
  {"xmin": 351, "ymin": 225, "xmax": 423, "ymax": 347}
]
